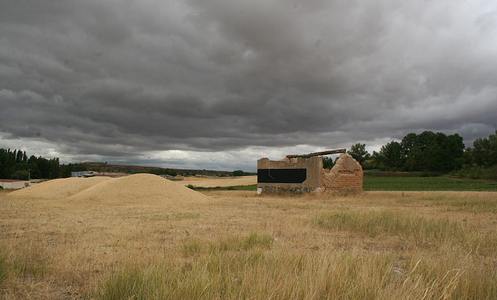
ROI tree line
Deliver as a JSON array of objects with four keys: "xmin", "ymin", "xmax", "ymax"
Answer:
[
  {"xmin": 0, "ymin": 149, "xmax": 255, "ymax": 180},
  {"xmin": 1, "ymin": 130, "xmax": 496, "ymax": 180},
  {"xmin": 346, "ymin": 130, "xmax": 497, "ymax": 175},
  {"xmin": 0, "ymin": 149, "xmax": 60, "ymax": 180}
]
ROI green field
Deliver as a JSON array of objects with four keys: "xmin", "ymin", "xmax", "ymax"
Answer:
[
  {"xmin": 191, "ymin": 176, "xmax": 497, "ymax": 192},
  {"xmin": 364, "ymin": 176, "xmax": 497, "ymax": 191}
]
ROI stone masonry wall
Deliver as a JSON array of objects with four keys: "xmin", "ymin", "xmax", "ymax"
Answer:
[{"xmin": 321, "ymin": 153, "xmax": 363, "ymax": 193}]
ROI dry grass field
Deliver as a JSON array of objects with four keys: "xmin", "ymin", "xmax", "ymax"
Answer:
[
  {"xmin": 1, "ymin": 185, "xmax": 497, "ymax": 299},
  {"xmin": 180, "ymin": 176, "xmax": 257, "ymax": 188}
]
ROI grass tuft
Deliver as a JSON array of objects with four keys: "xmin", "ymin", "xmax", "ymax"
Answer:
[
  {"xmin": 182, "ymin": 233, "xmax": 273, "ymax": 258},
  {"xmin": 314, "ymin": 211, "xmax": 466, "ymax": 244},
  {"xmin": 241, "ymin": 233, "xmax": 274, "ymax": 250},
  {"xmin": 0, "ymin": 243, "xmax": 48, "ymax": 295},
  {"xmin": 209, "ymin": 233, "xmax": 273, "ymax": 253},
  {"xmin": 433, "ymin": 198, "xmax": 497, "ymax": 214},
  {"xmin": 396, "ymin": 194, "xmax": 497, "ymax": 214},
  {"xmin": 97, "ymin": 250, "xmax": 497, "ymax": 300},
  {"xmin": 0, "ymin": 251, "xmax": 7, "ymax": 285},
  {"xmin": 10, "ymin": 244, "xmax": 48, "ymax": 278},
  {"xmin": 182, "ymin": 240, "xmax": 202, "ymax": 257},
  {"xmin": 98, "ymin": 267, "xmax": 148, "ymax": 300}
]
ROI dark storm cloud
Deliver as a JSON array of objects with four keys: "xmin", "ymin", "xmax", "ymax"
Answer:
[{"xmin": 1, "ymin": 0, "xmax": 497, "ymax": 165}]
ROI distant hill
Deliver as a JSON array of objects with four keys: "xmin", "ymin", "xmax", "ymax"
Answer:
[{"xmin": 61, "ymin": 162, "xmax": 254, "ymax": 177}]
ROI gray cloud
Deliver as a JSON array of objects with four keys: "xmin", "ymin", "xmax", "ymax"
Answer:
[{"xmin": 1, "ymin": 0, "xmax": 496, "ymax": 169}]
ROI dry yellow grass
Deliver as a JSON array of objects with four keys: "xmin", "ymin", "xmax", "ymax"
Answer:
[
  {"xmin": 0, "ymin": 188, "xmax": 497, "ymax": 299},
  {"xmin": 181, "ymin": 175, "xmax": 256, "ymax": 188}
]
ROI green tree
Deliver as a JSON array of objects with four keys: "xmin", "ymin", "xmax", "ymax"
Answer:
[
  {"xmin": 367, "ymin": 151, "xmax": 383, "ymax": 170},
  {"xmin": 232, "ymin": 170, "xmax": 245, "ymax": 176},
  {"xmin": 400, "ymin": 131, "xmax": 464, "ymax": 172},
  {"xmin": 462, "ymin": 148, "xmax": 474, "ymax": 166},
  {"xmin": 12, "ymin": 170, "xmax": 30, "ymax": 180},
  {"xmin": 472, "ymin": 131, "xmax": 497, "ymax": 167},
  {"xmin": 348, "ymin": 143, "xmax": 370, "ymax": 167},
  {"xmin": 322, "ymin": 156, "xmax": 335, "ymax": 169},
  {"xmin": 0, "ymin": 148, "xmax": 61, "ymax": 179},
  {"xmin": 379, "ymin": 141, "xmax": 404, "ymax": 171}
]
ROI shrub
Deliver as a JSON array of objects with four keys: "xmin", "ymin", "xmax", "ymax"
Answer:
[{"xmin": 452, "ymin": 165, "xmax": 497, "ymax": 180}]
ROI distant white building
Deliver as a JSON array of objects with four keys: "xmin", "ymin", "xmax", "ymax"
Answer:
[
  {"xmin": 71, "ymin": 171, "xmax": 127, "ymax": 178},
  {"xmin": 0, "ymin": 179, "xmax": 30, "ymax": 190},
  {"xmin": 71, "ymin": 171, "xmax": 97, "ymax": 177}
]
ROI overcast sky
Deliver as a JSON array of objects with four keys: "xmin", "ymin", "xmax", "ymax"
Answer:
[{"xmin": 1, "ymin": 0, "xmax": 497, "ymax": 171}]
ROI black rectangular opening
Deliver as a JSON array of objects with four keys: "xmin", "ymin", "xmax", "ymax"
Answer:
[{"xmin": 257, "ymin": 168, "xmax": 307, "ymax": 183}]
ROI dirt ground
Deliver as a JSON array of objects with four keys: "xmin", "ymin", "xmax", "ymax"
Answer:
[
  {"xmin": 180, "ymin": 175, "xmax": 256, "ymax": 187},
  {"xmin": 0, "ymin": 189, "xmax": 497, "ymax": 299}
]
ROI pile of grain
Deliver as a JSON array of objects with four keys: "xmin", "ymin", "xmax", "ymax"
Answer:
[
  {"xmin": 68, "ymin": 173, "xmax": 207, "ymax": 204},
  {"xmin": 9, "ymin": 176, "xmax": 111, "ymax": 199},
  {"xmin": 9, "ymin": 174, "xmax": 208, "ymax": 205}
]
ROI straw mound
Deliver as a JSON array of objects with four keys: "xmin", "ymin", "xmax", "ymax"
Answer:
[
  {"xmin": 68, "ymin": 173, "xmax": 207, "ymax": 204},
  {"xmin": 9, "ymin": 176, "xmax": 111, "ymax": 199}
]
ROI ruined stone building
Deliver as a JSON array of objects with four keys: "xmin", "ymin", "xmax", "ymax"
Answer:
[{"xmin": 257, "ymin": 151, "xmax": 363, "ymax": 194}]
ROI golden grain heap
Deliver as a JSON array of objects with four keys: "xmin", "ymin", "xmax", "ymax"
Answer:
[{"xmin": 9, "ymin": 173, "xmax": 207, "ymax": 205}]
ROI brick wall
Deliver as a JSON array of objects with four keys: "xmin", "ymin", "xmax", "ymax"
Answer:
[{"xmin": 321, "ymin": 153, "xmax": 363, "ymax": 193}]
